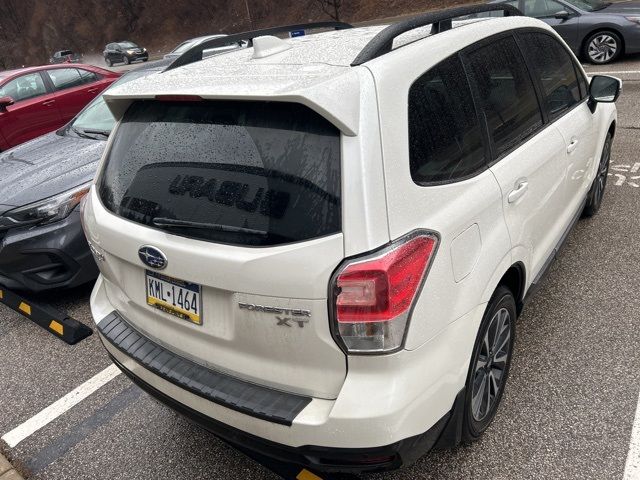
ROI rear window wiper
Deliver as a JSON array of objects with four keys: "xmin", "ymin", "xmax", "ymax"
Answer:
[{"xmin": 151, "ymin": 217, "xmax": 268, "ymax": 236}]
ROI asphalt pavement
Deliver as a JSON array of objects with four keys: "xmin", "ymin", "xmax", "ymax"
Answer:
[{"xmin": 1, "ymin": 59, "xmax": 639, "ymax": 480}]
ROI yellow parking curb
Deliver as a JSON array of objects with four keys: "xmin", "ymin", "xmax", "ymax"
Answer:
[{"xmin": 296, "ymin": 469, "xmax": 323, "ymax": 480}]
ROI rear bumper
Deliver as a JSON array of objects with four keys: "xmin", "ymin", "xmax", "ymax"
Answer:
[
  {"xmin": 91, "ymin": 275, "xmax": 484, "ymax": 472},
  {"xmin": 0, "ymin": 210, "xmax": 98, "ymax": 293},
  {"xmin": 107, "ymin": 348, "xmax": 451, "ymax": 473}
]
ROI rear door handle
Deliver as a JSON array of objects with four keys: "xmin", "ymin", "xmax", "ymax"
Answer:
[
  {"xmin": 567, "ymin": 139, "xmax": 579, "ymax": 154},
  {"xmin": 42, "ymin": 100, "xmax": 55, "ymax": 106},
  {"xmin": 508, "ymin": 180, "xmax": 529, "ymax": 204},
  {"xmin": 87, "ymin": 88, "xmax": 99, "ymax": 93}
]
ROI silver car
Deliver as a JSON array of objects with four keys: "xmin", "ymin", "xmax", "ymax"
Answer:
[{"xmin": 491, "ymin": 0, "xmax": 640, "ymax": 63}]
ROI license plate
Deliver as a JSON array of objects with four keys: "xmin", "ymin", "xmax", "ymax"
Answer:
[{"xmin": 145, "ymin": 270, "xmax": 202, "ymax": 325}]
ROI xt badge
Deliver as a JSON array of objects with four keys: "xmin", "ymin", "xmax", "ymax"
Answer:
[
  {"xmin": 276, "ymin": 316, "xmax": 309, "ymax": 328},
  {"xmin": 239, "ymin": 302, "xmax": 311, "ymax": 328}
]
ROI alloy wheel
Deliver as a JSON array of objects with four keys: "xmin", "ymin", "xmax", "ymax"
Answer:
[
  {"xmin": 588, "ymin": 34, "xmax": 618, "ymax": 64},
  {"xmin": 471, "ymin": 307, "xmax": 512, "ymax": 422},
  {"xmin": 593, "ymin": 137, "xmax": 611, "ymax": 209}
]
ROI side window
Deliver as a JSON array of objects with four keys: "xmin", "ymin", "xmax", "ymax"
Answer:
[
  {"xmin": 408, "ymin": 54, "xmax": 486, "ymax": 184},
  {"xmin": 524, "ymin": 0, "xmax": 568, "ymax": 17},
  {"xmin": 465, "ymin": 35, "xmax": 543, "ymax": 158},
  {"xmin": 519, "ymin": 32, "xmax": 581, "ymax": 120},
  {"xmin": 0, "ymin": 73, "xmax": 47, "ymax": 102},
  {"xmin": 466, "ymin": 1, "xmax": 518, "ymax": 18},
  {"xmin": 78, "ymin": 69, "xmax": 99, "ymax": 84},
  {"xmin": 48, "ymin": 68, "xmax": 84, "ymax": 91}
]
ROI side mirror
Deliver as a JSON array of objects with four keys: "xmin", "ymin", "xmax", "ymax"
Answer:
[
  {"xmin": 554, "ymin": 10, "xmax": 570, "ymax": 19},
  {"xmin": 0, "ymin": 96, "xmax": 15, "ymax": 111},
  {"xmin": 588, "ymin": 75, "xmax": 621, "ymax": 112}
]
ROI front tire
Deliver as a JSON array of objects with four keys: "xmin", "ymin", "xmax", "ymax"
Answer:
[
  {"xmin": 105, "ymin": 58, "xmax": 112, "ymax": 67},
  {"xmin": 583, "ymin": 133, "xmax": 612, "ymax": 218},
  {"xmin": 123, "ymin": 56, "xmax": 130, "ymax": 65},
  {"xmin": 462, "ymin": 286, "xmax": 516, "ymax": 442},
  {"xmin": 584, "ymin": 31, "xmax": 622, "ymax": 64}
]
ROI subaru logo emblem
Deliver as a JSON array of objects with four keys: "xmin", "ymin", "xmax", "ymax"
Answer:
[{"xmin": 138, "ymin": 245, "xmax": 167, "ymax": 270}]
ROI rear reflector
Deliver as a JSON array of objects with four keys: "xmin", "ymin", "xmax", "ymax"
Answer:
[{"xmin": 331, "ymin": 232, "xmax": 438, "ymax": 354}]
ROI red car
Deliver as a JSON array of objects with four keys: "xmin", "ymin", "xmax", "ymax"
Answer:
[{"xmin": 0, "ymin": 64, "xmax": 120, "ymax": 151}]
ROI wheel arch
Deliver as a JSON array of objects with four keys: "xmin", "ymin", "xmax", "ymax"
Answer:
[
  {"xmin": 481, "ymin": 250, "xmax": 529, "ymax": 317},
  {"xmin": 497, "ymin": 262, "xmax": 526, "ymax": 315}
]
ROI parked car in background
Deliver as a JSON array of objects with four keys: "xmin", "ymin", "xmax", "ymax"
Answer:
[
  {"xmin": 50, "ymin": 50, "xmax": 83, "ymax": 64},
  {"xmin": 103, "ymin": 41, "xmax": 148, "ymax": 66},
  {"xmin": 0, "ymin": 60, "xmax": 169, "ymax": 294},
  {"xmin": 490, "ymin": 0, "xmax": 640, "ymax": 63},
  {"xmin": 0, "ymin": 64, "xmax": 119, "ymax": 151},
  {"xmin": 163, "ymin": 34, "xmax": 245, "ymax": 60}
]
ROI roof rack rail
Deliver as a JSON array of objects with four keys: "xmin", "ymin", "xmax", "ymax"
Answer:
[
  {"xmin": 165, "ymin": 21, "xmax": 353, "ymax": 72},
  {"xmin": 351, "ymin": 4, "xmax": 522, "ymax": 66}
]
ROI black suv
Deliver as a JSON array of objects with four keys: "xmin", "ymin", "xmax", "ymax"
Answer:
[{"xmin": 103, "ymin": 41, "xmax": 148, "ymax": 66}]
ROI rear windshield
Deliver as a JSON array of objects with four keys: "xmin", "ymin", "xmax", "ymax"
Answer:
[{"xmin": 99, "ymin": 100, "xmax": 341, "ymax": 247}]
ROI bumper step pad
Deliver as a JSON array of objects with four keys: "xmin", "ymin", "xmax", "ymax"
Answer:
[{"xmin": 98, "ymin": 311, "xmax": 312, "ymax": 425}]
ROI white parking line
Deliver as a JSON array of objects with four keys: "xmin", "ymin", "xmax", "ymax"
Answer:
[
  {"xmin": 625, "ymin": 388, "xmax": 640, "ymax": 480},
  {"xmin": 1, "ymin": 364, "xmax": 121, "ymax": 448}
]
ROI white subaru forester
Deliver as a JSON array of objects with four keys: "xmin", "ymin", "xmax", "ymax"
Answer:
[{"xmin": 82, "ymin": 4, "xmax": 620, "ymax": 473}]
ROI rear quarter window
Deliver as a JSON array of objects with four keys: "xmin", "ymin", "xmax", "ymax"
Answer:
[
  {"xmin": 99, "ymin": 101, "xmax": 342, "ymax": 247},
  {"xmin": 408, "ymin": 54, "xmax": 486, "ymax": 184}
]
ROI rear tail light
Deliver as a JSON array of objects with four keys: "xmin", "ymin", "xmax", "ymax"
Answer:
[{"xmin": 330, "ymin": 231, "xmax": 438, "ymax": 354}]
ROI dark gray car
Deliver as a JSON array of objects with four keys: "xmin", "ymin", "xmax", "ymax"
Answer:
[
  {"xmin": 49, "ymin": 50, "xmax": 83, "ymax": 64},
  {"xmin": 491, "ymin": 0, "xmax": 640, "ymax": 63},
  {"xmin": 0, "ymin": 60, "xmax": 170, "ymax": 293},
  {"xmin": 103, "ymin": 41, "xmax": 149, "ymax": 67}
]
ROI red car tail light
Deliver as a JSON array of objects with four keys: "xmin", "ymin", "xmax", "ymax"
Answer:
[{"xmin": 331, "ymin": 231, "xmax": 438, "ymax": 354}]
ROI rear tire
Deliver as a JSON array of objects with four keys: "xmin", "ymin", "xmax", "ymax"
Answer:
[
  {"xmin": 583, "ymin": 132, "xmax": 612, "ymax": 218},
  {"xmin": 462, "ymin": 286, "xmax": 516, "ymax": 443},
  {"xmin": 584, "ymin": 31, "xmax": 622, "ymax": 64}
]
